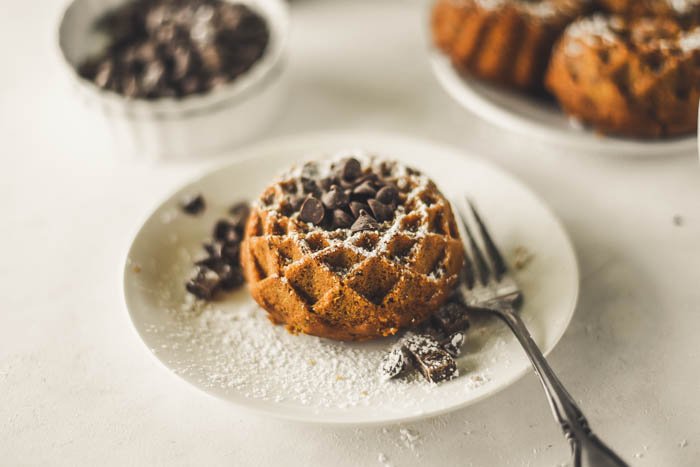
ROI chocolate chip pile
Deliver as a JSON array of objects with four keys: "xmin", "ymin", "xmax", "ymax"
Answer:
[
  {"xmin": 78, "ymin": 0, "xmax": 269, "ymax": 99},
  {"xmin": 185, "ymin": 200, "xmax": 250, "ymax": 300},
  {"xmin": 280, "ymin": 158, "xmax": 401, "ymax": 232},
  {"xmin": 379, "ymin": 300, "xmax": 470, "ymax": 383}
]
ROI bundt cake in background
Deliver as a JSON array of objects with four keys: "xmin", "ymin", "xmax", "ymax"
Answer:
[
  {"xmin": 597, "ymin": 0, "xmax": 700, "ymax": 20},
  {"xmin": 546, "ymin": 14, "xmax": 700, "ymax": 137},
  {"xmin": 431, "ymin": 0, "xmax": 589, "ymax": 90}
]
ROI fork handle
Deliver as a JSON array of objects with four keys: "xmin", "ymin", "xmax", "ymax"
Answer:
[{"xmin": 495, "ymin": 307, "xmax": 629, "ymax": 467}]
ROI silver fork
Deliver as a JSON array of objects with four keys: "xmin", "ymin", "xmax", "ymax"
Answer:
[{"xmin": 455, "ymin": 200, "xmax": 629, "ymax": 467}]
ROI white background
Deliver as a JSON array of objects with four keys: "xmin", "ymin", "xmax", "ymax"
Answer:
[{"xmin": 1, "ymin": 0, "xmax": 699, "ymax": 465}]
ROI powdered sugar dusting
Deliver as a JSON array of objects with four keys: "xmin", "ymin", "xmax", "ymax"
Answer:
[
  {"xmin": 679, "ymin": 27, "xmax": 700, "ymax": 52},
  {"xmin": 460, "ymin": 0, "xmax": 583, "ymax": 19},
  {"xmin": 146, "ymin": 296, "xmax": 502, "ymax": 411},
  {"xmin": 565, "ymin": 14, "xmax": 621, "ymax": 47},
  {"xmin": 139, "ymin": 246, "xmax": 509, "ymax": 414},
  {"xmin": 669, "ymin": 0, "xmax": 700, "ymax": 14}
]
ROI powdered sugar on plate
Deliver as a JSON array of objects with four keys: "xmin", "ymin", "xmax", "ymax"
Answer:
[
  {"xmin": 136, "ymin": 241, "xmax": 510, "ymax": 414},
  {"xmin": 145, "ymin": 284, "xmax": 505, "ymax": 412}
]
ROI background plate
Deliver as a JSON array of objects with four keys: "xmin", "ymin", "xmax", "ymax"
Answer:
[
  {"xmin": 429, "ymin": 53, "xmax": 698, "ymax": 157},
  {"xmin": 123, "ymin": 132, "xmax": 579, "ymax": 425}
]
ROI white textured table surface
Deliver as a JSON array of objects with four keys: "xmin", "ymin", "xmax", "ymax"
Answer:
[{"xmin": 2, "ymin": 0, "xmax": 699, "ymax": 465}]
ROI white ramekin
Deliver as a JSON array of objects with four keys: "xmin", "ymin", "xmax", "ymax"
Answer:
[{"xmin": 58, "ymin": 0, "xmax": 290, "ymax": 161}]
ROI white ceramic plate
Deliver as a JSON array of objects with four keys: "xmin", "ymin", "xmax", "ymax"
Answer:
[
  {"xmin": 123, "ymin": 132, "xmax": 579, "ymax": 425},
  {"xmin": 429, "ymin": 52, "xmax": 698, "ymax": 156}
]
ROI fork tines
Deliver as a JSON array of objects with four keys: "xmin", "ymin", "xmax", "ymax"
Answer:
[{"xmin": 458, "ymin": 199, "xmax": 509, "ymax": 287}]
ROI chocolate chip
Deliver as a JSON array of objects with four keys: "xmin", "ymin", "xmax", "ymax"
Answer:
[
  {"xmin": 432, "ymin": 301, "xmax": 470, "ymax": 334},
  {"xmin": 186, "ymin": 267, "xmax": 220, "ymax": 300},
  {"xmin": 349, "ymin": 201, "xmax": 370, "ymax": 219},
  {"xmin": 379, "ymin": 346, "xmax": 411, "ymax": 381},
  {"xmin": 228, "ymin": 202, "xmax": 250, "ymax": 230},
  {"xmin": 172, "ymin": 47, "xmax": 191, "ymax": 79},
  {"xmin": 180, "ymin": 193, "xmax": 205, "ymax": 215},
  {"xmin": 203, "ymin": 241, "xmax": 224, "ymax": 259},
  {"xmin": 261, "ymin": 189, "xmax": 276, "ymax": 206},
  {"xmin": 353, "ymin": 181, "xmax": 377, "ymax": 198},
  {"xmin": 367, "ymin": 199, "xmax": 393, "ymax": 223},
  {"xmin": 217, "ymin": 264, "xmax": 244, "ymax": 291},
  {"xmin": 94, "ymin": 60, "xmax": 113, "ymax": 88},
  {"xmin": 351, "ymin": 211, "xmax": 380, "ymax": 233},
  {"xmin": 441, "ymin": 332, "xmax": 465, "ymax": 358},
  {"xmin": 301, "ymin": 161, "xmax": 319, "ymax": 179},
  {"xmin": 340, "ymin": 158, "xmax": 362, "ymax": 181},
  {"xmin": 299, "ymin": 197, "xmax": 325, "ymax": 225},
  {"xmin": 321, "ymin": 185, "xmax": 349, "ymax": 210},
  {"xmin": 301, "ymin": 178, "xmax": 319, "ymax": 195},
  {"xmin": 338, "ymin": 177, "xmax": 356, "ymax": 189},
  {"xmin": 376, "ymin": 185, "xmax": 398, "ymax": 204},
  {"xmin": 221, "ymin": 242, "xmax": 240, "ymax": 261},
  {"xmin": 358, "ymin": 173, "xmax": 380, "ymax": 185},
  {"xmin": 289, "ymin": 195, "xmax": 305, "ymax": 212},
  {"xmin": 280, "ymin": 180, "xmax": 298, "ymax": 194},
  {"xmin": 332, "ymin": 209, "xmax": 354, "ymax": 229},
  {"xmin": 318, "ymin": 177, "xmax": 335, "ymax": 191},
  {"xmin": 379, "ymin": 161, "xmax": 394, "ymax": 177},
  {"xmin": 214, "ymin": 220, "xmax": 240, "ymax": 243}
]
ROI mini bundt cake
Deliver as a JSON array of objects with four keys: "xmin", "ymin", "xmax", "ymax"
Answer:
[
  {"xmin": 431, "ymin": 0, "xmax": 589, "ymax": 90},
  {"xmin": 546, "ymin": 14, "xmax": 700, "ymax": 138},
  {"xmin": 240, "ymin": 154, "xmax": 465, "ymax": 341},
  {"xmin": 597, "ymin": 0, "xmax": 700, "ymax": 20}
]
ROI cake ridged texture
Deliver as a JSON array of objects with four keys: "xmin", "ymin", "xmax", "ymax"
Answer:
[
  {"xmin": 546, "ymin": 14, "xmax": 700, "ymax": 138},
  {"xmin": 241, "ymin": 156, "xmax": 465, "ymax": 341},
  {"xmin": 431, "ymin": 0, "xmax": 588, "ymax": 90},
  {"xmin": 598, "ymin": 0, "xmax": 700, "ymax": 19}
]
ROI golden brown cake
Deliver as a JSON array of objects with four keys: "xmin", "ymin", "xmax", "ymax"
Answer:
[
  {"xmin": 546, "ymin": 14, "xmax": 700, "ymax": 138},
  {"xmin": 240, "ymin": 154, "xmax": 465, "ymax": 341},
  {"xmin": 597, "ymin": 0, "xmax": 700, "ymax": 19},
  {"xmin": 431, "ymin": 0, "xmax": 588, "ymax": 90}
]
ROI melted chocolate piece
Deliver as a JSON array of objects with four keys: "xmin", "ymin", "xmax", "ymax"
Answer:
[
  {"xmin": 441, "ymin": 332, "xmax": 465, "ymax": 358},
  {"xmin": 377, "ymin": 297, "xmax": 470, "ymax": 384},
  {"xmin": 432, "ymin": 301, "xmax": 470, "ymax": 335},
  {"xmin": 379, "ymin": 346, "xmax": 411, "ymax": 381},
  {"xmin": 402, "ymin": 333, "xmax": 457, "ymax": 383}
]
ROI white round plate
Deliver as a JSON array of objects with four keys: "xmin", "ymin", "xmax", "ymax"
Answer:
[
  {"xmin": 429, "ymin": 52, "xmax": 697, "ymax": 156},
  {"xmin": 123, "ymin": 132, "xmax": 579, "ymax": 425}
]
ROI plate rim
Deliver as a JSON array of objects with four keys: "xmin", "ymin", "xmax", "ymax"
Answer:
[
  {"xmin": 428, "ymin": 52, "xmax": 697, "ymax": 156},
  {"xmin": 122, "ymin": 130, "xmax": 580, "ymax": 425}
]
